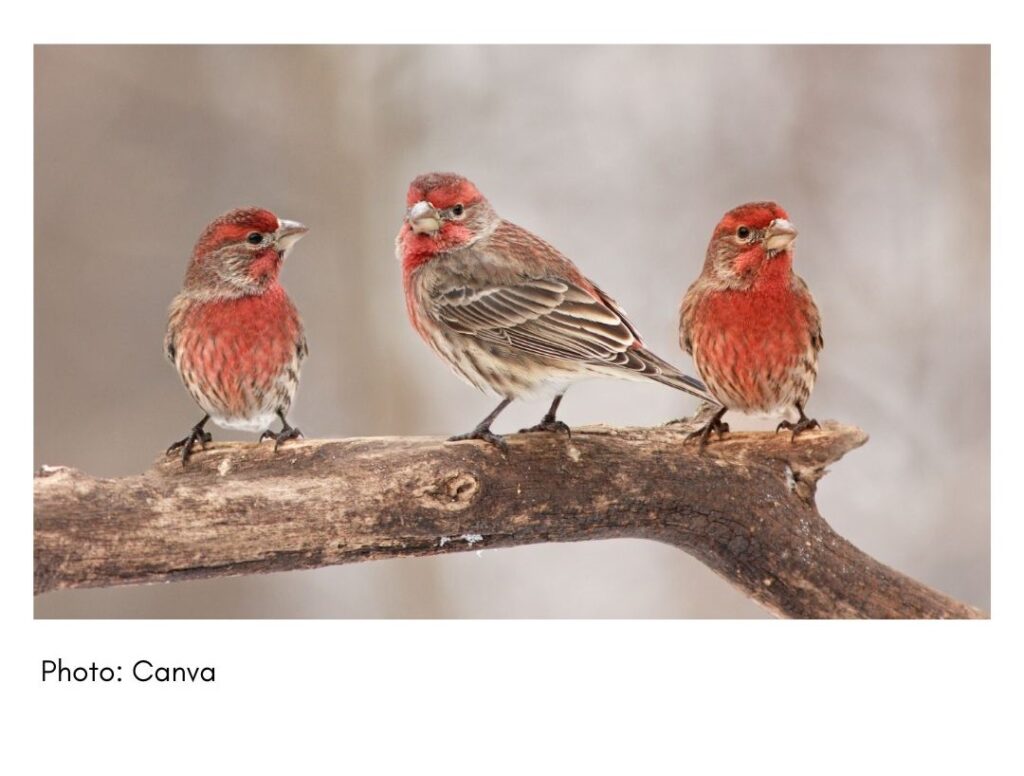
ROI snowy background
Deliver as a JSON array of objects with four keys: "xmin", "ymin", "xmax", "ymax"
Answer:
[{"xmin": 34, "ymin": 45, "xmax": 989, "ymax": 617}]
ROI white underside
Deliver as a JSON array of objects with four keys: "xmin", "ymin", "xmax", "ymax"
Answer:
[
  {"xmin": 210, "ymin": 411, "xmax": 278, "ymax": 433},
  {"xmin": 725, "ymin": 406, "xmax": 800, "ymax": 422},
  {"xmin": 491, "ymin": 374, "xmax": 582, "ymax": 400}
]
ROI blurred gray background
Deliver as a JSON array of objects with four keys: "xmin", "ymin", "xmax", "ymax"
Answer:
[{"xmin": 34, "ymin": 45, "xmax": 989, "ymax": 618}]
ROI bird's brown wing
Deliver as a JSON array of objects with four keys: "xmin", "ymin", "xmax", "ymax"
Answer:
[
  {"xmin": 164, "ymin": 329, "xmax": 177, "ymax": 364},
  {"xmin": 792, "ymin": 274, "xmax": 823, "ymax": 352},
  {"xmin": 433, "ymin": 277, "xmax": 638, "ymax": 364},
  {"xmin": 679, "ymin": 279, "xmax": 701, "ymax": 356},
  {"xmin": 432, "ymin": 276, "xmax": 712, "ymax": 399},
  {"xmin": 164, "ymin": 295, "xmax": 187, "ymax": 364}
]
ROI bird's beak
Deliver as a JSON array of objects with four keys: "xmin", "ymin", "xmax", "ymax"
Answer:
[
  {"xmin": 407, "ymin": 200, "xmax": 441, "ymax": 235},
  {"xmin": 764, "ymin": 219, "xmax": 798, "ymax": 252},
  {"xmin": 275, "ymin": 219, "xmax": 309, "ymax": 256}
]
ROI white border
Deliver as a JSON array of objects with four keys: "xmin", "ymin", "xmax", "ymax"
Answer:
[{"xmin": 5, "ymin": 1, "xmax": 1017, "ymax": 771}]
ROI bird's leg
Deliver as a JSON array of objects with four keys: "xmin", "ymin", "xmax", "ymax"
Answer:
[
  {"xmin": 776, "ymin": 403, "xmax": 820, "ymax": 441},
  {"xmin": 260, "ymin": 410, "xmax": 304, "ymax": 451},
  {"xmin": 519, "ymin": 393, "xmax": 571, "ymax": 437},
  {"xmin": 166, "ymin": 414, "xmax": 212, "ymax": 464},
  {"xmin": 666, "ymin": 400, "xmax": 729, "ymax": 431},
  {"xmin": 448, "ymin": 398, "xmax": 512, "ymax": 453},
  {"xmin": 685, "ymin": 405, "xmax": 730, "ymax": 450}
]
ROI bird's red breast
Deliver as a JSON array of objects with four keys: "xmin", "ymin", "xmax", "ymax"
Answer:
[
  {"xmin": 688, "ymin": 267, "xmax": 817, "ymax": 412},
  {"xmin": 172, "ymin": 284, "xmax": 303, "ymax": 418}
]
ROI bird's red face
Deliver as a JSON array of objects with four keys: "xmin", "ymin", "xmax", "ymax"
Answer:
[
  {"xmin": 186, "ymin": 208, "xmax": 308, "ymax": 295},
  {"xmin": 707, "ymin": 202, "xmax": 798, "ymax": 282},
  {"xmin": 398, "ymin": 173, "xmax": 497, "ymax": 264}
]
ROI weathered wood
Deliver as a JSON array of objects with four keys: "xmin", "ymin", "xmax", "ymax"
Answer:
[{"xmin": 33, "ymin": 422, "xmax": 984, "ymax": 618}]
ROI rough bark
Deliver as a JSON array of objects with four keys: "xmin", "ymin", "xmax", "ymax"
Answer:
[{"xmin": 33, "ymin": 422, "xmax": 984, "ymax": 618}]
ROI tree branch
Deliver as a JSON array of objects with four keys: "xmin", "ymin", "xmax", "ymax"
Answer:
[{"xmin": 33, "ymin": 422, "xmax": 983, "ymax": 618}]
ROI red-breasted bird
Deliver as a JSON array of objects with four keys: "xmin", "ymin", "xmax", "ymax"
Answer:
[
  {"xmin": 397, "ymin": 172, "xmax": 715, "ymax": 451},
  {"xmin": 164, "ymin": 208, "xmax": 309, "ymax": 463},
  {"xmin": 679, "ymin": 202, "xmax": 822, "ymax": 447}
]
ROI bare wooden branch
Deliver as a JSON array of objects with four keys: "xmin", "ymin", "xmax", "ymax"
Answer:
[{"xmin": 33, "ymin": 422, "xmax": 984, "ymax": 618}]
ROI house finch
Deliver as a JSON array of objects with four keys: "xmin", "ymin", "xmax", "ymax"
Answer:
[
  {"xmin": 164, "ymin": 208, "xmax": 309, "ymax": 463},
  {"xmin": 398, "ymin": 172, "xmax": 714, "ymax": 451},
  {"xmin": 679, "ymin": 202, "xmax": 822, "ymax": 447}
]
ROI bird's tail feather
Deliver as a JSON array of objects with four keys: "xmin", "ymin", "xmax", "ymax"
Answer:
[
  {"xmin": 632, "ymin": 347, "xmax": 719, "ymax": 405},
  {"xmin": 649, "ymin": 369, "xmax": 718, "ymax": 404}
]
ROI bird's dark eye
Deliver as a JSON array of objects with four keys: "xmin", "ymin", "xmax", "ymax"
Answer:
[
  {"xmin": 736, "ymin": 226, "xmax": 751, "ymax": 240},
  {"xmin": 451, "ymin": 204, "xmax": 465, "ymax": 217},
  {"xmin": 246, "ymin": 232, "xmax": 263, "ymax": 245}
]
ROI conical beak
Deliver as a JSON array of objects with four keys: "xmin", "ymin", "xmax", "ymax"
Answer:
[
  {"xmin": 764, "ymin": 219, "xmax": 798, "ymax": 252},
  {"xmin": 275, "ymin": 219, "xmax": 309, "ymax": 256},
  {"xmin": 407, "ymin": 200, "xmax": 441, "ymax": 235}
]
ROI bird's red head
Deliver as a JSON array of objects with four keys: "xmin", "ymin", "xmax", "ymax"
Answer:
[
  {"xmin": 405, "ymin": 172, "xmax": 484, "ymax": 210},
  {"xmin": 185, "ymin": 207, "xmax": 308, "ymax": 297},
  {"xmin": 397, "ymin": 173, "xmax": 498, "ymax": 271},
  {"xmin": 704, "ymin": 201, "xmax": 798, "ymax": 284}
]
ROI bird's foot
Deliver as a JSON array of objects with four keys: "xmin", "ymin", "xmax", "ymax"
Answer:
[
  {"xmin": 166, "ymin": 428, "xmax": 213, "ymax": 464},
  {"xmin": 684, "ymin": 418, "xmax": 730, "ymax": 450},
  {"xmin": 518, "ymin": 417, "xmax": 571, "ymax": 437},
  {"xmin": 448, "ymin": 427, "xmax": 509, "ymax": 454},
  {"xmin": 776, "ymin": 416, "xmax": 820, "ymax": 441},
  {"xmin": 667, "ymin": 401, "xmax": 726, "ymax": 430},
  {"xmin": 261, "ymin": 426, "xmax": 303, "ymax": 452}
]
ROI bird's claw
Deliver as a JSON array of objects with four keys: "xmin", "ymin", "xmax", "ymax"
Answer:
[
  {"xmin": 518, "ymin": 418, "xmax": 571, "ymax": 438},
  {"xmin": 684, "ymin": 418, "xmax": 730, "ymax": 450},
  {"xmin": 776, "ymin": 417, "xmax": 820, "ymax": 441},
  {"xmin": 261, "ymin": 426, "xmax": 303, "ymax": 452},
  {"xmin": 448, "ymin": 428, "xmax": 509, "ymax": 454},
  {"xmin": 166, "ymin": 428, "xmax": 213, "ymax": 464}
]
